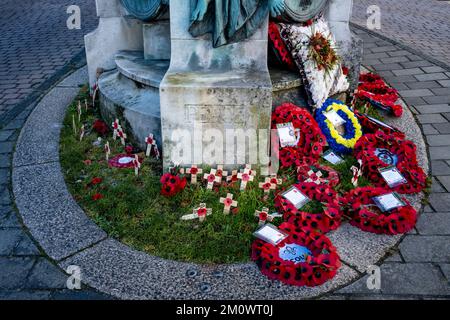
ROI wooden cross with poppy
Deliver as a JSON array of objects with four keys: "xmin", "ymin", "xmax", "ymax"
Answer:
[
  {"xmin": 186, "ymin": 165, "xmax": 203, "ymax": 184},
  {"xmin": 112, "ymin": 119, "xmax": 120, "ymax": 140},
  {"xmin": 117, "ymin": 127, "xmax": 127, "ymax": 146},
  {"xmin": 203, "ymin": 169, "xmax": 222, "ymax": 190},
  {"xmin": 133, "ymin": 155, "xmax": 141, "ymax": 176},
  {"xmin": 181, "ymin": 203, "xmax": 212, "ymax": 222},
  {"xmin": 84, "ymin": 98, "xmax": 89, "ymax": 112},
  {"xmin": 219, "ymin": 193, "xmax": 238, "ymax": 214},
  {"xmin": 259, "ymin": 177, "xmax": 277, "ymax": 194},
  {"xmin": 241, "ymin": 164, "xmax": 257, "ymax": 177},
  {"xmin": 215, "ymin": 165, "xmax": 228, "ymax": 180},
  {"xmin": 254, "ymin": 208, "xmax": 282, "ymax": 226},
  {"xmin": 237, "ymin": 168, "xmax": 254, "ymax": 191},
  {"xmin": 104, "ymin": 141, "xmax": 111, "ymax": 161},
  {"xmin": 145, "ymin": 134, "xmax": 160, "ymax": 159}
]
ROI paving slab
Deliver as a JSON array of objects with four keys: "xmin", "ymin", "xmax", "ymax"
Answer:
[
  {"xmin": 12, "ymin": 162, "xmax": 106, "ymax": 261},
  {"xmin": 14, "ymin": 87, "xmax": 79, "ymax": 167},
  {"xmin": 0, "ymin": 257, "xmax": 35, "ymax": 289},
  {"xmin": 399, "ymin": 235, "xmax": 450, "ymax": 262},
  {"xmin": 416, "ymin": 212, "xmax": 450, "ymax": 235}
]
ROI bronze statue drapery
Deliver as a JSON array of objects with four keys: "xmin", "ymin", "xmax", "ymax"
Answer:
[
  {"xmin": 120, "ymin": 0, "xmax": 168, "ymax": 21},
  {"xmin": 189, "ymin": 0, "xmax": 270, "ymax": 48}
]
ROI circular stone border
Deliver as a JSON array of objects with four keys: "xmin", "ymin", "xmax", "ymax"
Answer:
[{"xmin": 11, "ymin": 66, "xmax": 429, "ymax": 300}]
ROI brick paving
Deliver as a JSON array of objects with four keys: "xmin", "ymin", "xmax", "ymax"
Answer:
[
  {"xmin": 0, "ymin": 0, "xmax": 97, "ymax": 118},
  {"xmin": 352, "ymin": 0, "xmax": 450, "ymax": 68}
]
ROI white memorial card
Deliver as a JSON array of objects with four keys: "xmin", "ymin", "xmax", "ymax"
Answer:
[
  {"xmin": 373, "ymin": 193, "xmax": 406, "ymax": 212},
  {"xmin": 324, "ymin": 110, "xmax": 346, "ymax": 127},
  {"xmin": 323, "ymin": 149, "xmax": 344, "ymax": 165},
  {"xmin": 253, "ymin": 224, "xmax": 288, "ymax": 246},
  {"xmin": 282, "ymin": 186, "xmax": 310, "ymax": 209},
  {"xmin": 277, "ymin": 123, "xmax": 298, "ymax": 148},
  {"xmin": 379, "ymin": 166, "xmax": 407, "ymax": 188}
]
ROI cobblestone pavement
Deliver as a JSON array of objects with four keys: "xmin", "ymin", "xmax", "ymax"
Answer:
[
  {"xmin": 0, "ymin": 0, "xmax": 97, "ymax": 119},
  {"xmin": 352, "ymin": 0, "xmax": 450, "ymax": 68},
  {"xmin": 325, "ymin": 27, "xmax": 450, "ymax": 299}
]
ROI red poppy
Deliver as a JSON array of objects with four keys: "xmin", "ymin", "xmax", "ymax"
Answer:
[
  {"xmin": 125, "ymin": 145, "xmax": 133, "ymax": 155},
  {"xmin": 190, "ymin": 167, "xmax": 198, "ymax": 175},
  {"xmin": 160, "ymin": 173, "xmax": 187, "ymax": 197},
  {"xmin": 197, "ymin": 208, "xmax": 207, "ymax": 217},
  {"xmin": 92, "ymin": 193, "xmax": 103, "ymax": 201},
  {"xmin": 91, "ymin": 177, "xmax": 102, "ymax": 185},
  {"xmin": 92, "ymin": 119, "xmax": 109, "ymax": 136},
  {"xmin": 224, "ymin": 198, "xmax": 233, "ymax": 206}
]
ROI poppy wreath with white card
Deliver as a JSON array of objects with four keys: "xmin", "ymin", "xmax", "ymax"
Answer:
[
  {"xmin": 251, "ymin": 222, "xmax": 341, "ymax": 287},
  {"xmin": 271, "ymin": 103, "xmax": 326, "ymax": 168},
  {"xmin": 343, "ymin": 187, "xmax": 417, "ymax": 235},
  {"xmin": 274, "ymin": 182, "xmax": 343, "ymax": 234},
  {"xmin": 353, "ymin": 131, "xmax": 427, "ymax": 194}
]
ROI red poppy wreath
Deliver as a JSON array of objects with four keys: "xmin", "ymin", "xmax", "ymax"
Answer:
[
  {"xmin": 251, "ymin": 222, "xmax": 341, "ymax": 287},
  {"xmin": 274, "ymin": 182, "xmax": 343, "ymax": 234},
  {"xmin": 353, "ymin": 131, "xmax": 427, "ymax": 194},
  {"xmin": 271, "ymin": 103, "xmax": 326, "ymax": 168},
  {"xmin": 344, "ymin": 187, "xmax": 417, "ymax": 235}
]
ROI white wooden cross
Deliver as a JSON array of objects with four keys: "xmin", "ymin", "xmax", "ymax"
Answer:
[
  {"xmin": 84, "ymin": 98, "xmax": 88, "ymax": 112},
  {"xmin": 79, "ymin": 124, "xmax": 85, "ymax": 142},
  {"xmin": 219, "ymin": 193, "xmax": 238, "ymax": 214},
  {"xmin": 255, "ymin": 208, "xmax": 283, "ymax": 226},
  {"xmin": 186, "ymin": 165, "xmax": 203, "ymax": 184},
  {"xmin": 215, "ymin": 165, "xmax": 228, "ymax": 180},
  {"xmin": 203, "ymin": 169, "xmax": 222, "ymax": 190},
  {"xmin": 112, "ymin": 119, "xmax": 120, "ymax": 140},
  {"xmin": 104, "ymin": 141, "xmax": 111, "ymax": 161},
  {"xmin": 145, "ymin": 134, "xmax": 159, "ymax": 159},
  {"xmin": 117, "ymin": 127, "xmax": 127, "ymax": 145},
  {"xmin": 259, "ymin": 177, "xmax": 277, "ymax": 194},
  {"xmin": 133, "ymin": 155, "xmax": 141, "ymax": 176},
  {"xmin": 77, "ymin": 101, "xmax": 82, "ymax": 122},
  {"xmin": 181, "ymin": 203, "xmax": 212, "ymax": 222},
  {"xmin": 237, "ymin": 168, "xmax": 254, "ymax": 191}
]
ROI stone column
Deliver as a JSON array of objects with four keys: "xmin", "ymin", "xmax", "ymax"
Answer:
[
  {"xmin": 159, "ymin": 0, "xmax": 273, "ymax": 170},
  {"xmin": 326, "ymin": 0, "xmax": 362, "ymax": 91},
  {"xmin": 85, "ymin": 0, "xmax": 144, "ymax": 88}
]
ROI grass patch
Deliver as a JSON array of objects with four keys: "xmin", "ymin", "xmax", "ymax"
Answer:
[{"xmin": 60, "ymin": 86, "xmax": 372, "ymax": 264}]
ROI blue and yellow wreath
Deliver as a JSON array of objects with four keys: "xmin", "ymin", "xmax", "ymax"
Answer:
[{"xmin": 316, "ymin": 99, "xmax": 363, "ymax": 154}]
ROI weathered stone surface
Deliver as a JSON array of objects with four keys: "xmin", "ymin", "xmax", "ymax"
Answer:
[
  {"xmin": 0, "ymin": 229, "xmax": 23, "ymax": 255},
  {"xmin": 12, "ymin": 162, "xmax": 106, "ymax": 261},
  {"xmin": 143, "ymin": 21, "xmax": 171, "ymax": 60},
  {"xmin": 436, "ymin": 175, "xmax": 450, "ymax": 191},
  {"xmin": 24, "ymin": 258, "xmax": 67, "ymax": 289},
  {"xmin": 328, "ymin": 223, "xmax": 401, "ymax": 272},
  {"xmin": 0, "ymin": 258, "xmax": 35, "ymax": 289},
  {"xmin": 429, "ymin": 193, "xmax": 450, "ymax": 211},
  {"xmin": 56, "ymin": 67, "xmax": 89, "ymax": 88},
  {"xmin": 340, "ymin": 263, "xmax": 449, "ymax": 295},
  {"xmin": 430, "ymin": 146, "xmax": 450, "ymax": 160},
  {"xmin": 99, "ymin": 70, "xmax": 162, "ymax": 150},
  {"xmin": 85, "ymin": 16, "xmax": 143, "ymax": 88},
  {"xmin": 400, "ymin": 236, "xmax": 450, "ymax": 262},
  {"xmin": 95, "ymin": 0, "xmax": 126, "ymax": 18},
  {"xmin": 417, "ymin": 212, "xmax": 450, "ymax": 235},
  {"xmin": 0, "ymin": 290, "xmax": 52, "ymax": 300},
  {"xmin": 59, "ymin": 238, "xmax": 358, "ymax": 299}
]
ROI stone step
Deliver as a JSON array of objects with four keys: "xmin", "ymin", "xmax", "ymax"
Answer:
[
  {"xmin": 115, "ymin": 50, "xmax": 169, "ymax": 88},
  {"xmin": 98, "ymin": 70, "xmax": 162, "ymax": 149}
]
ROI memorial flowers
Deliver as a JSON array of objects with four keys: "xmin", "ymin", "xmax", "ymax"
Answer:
[
  {"xmin": 344, "ymin": 187, "xmax": 417, "ymax": 235},
  {"xmin": 251, "ymin": 222, "xmax": 341, "ymax": 287},
  {"xmin": 316, "ymin": 99, "xmax": 363, "ymax": 154},
  {"xmin": 160, "ymin": 172, "xmax": 187, "ymax": 197}
]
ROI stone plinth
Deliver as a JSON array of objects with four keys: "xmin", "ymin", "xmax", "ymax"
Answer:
[
  {"xmin": 160, "ymin": 0, "xmax": 273, "ymax": 170},
  {"xmin": 143, "ymin": 21, "xmax": 171, "ymax": 60}
]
